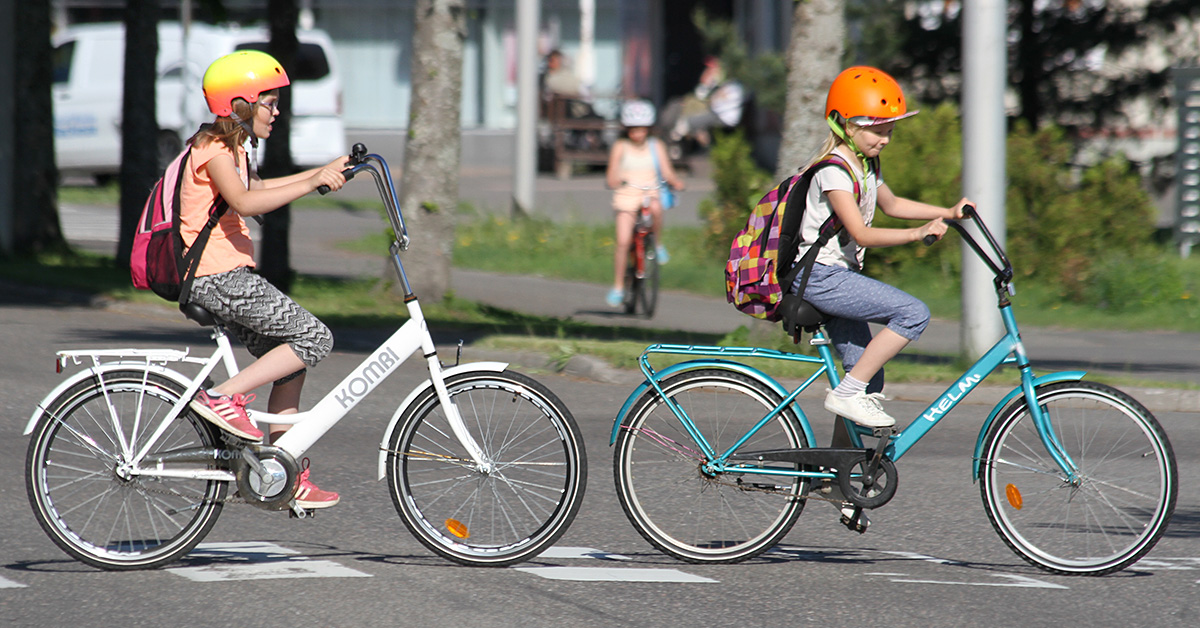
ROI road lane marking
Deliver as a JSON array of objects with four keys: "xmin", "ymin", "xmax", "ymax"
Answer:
[
  {"xmin": 0, "ymin": 576, "xmax": 26, "ymax": 589},
  {"xmin": 166, "ymin": 541, "xmax": 371, "ymax": 582},
  {"xmin": 514, "ymin": 567, "xmax": 716, "ymax": 583}
]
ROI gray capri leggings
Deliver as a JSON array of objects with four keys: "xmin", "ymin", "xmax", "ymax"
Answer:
[
  {"xmin": 790, "ymin": 263, "xmax": 930, "ymax": 393},
  {"xmin": 190, "ymin": 267, "xmax": 334, "ymax": 385}
]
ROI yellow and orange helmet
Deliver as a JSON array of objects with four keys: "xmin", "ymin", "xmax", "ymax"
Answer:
[
  {"xmin": 825, "ymin": 66, "xmax": 917, "ymax": 127},
  {"xmin": 202, "ymin": 50, "xmax": 290, "ymax": 117}
]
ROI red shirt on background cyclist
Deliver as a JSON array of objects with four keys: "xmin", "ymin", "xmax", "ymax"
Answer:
[
  {"xmin": 791, "ymin": 66, "xmax": 971, "ymax": 429},
  {"xmin": 183, "ymin": 50, "xmax": 348, "ymax": 509},
  {"xmin": 604, "ymin": 99, "xmax": 685, "ymax": 308}
]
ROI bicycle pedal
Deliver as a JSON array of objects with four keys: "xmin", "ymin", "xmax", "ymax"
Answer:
[
  {"xmin": 288, "ymin": 502, "xmax": 312, "ymax": 519},
  {"xmin": 840, "ymin": 507, "xmax": 870, "ymax": 534},
  {"xmin": 871, "ymin": 426, "xmax": 898, "ymax": 438}
]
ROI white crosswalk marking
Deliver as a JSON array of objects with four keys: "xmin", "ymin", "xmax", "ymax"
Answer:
[
  {"xmin": 166, "ymin": 541, "xmax": 372, "ymax": 582},
  {"xmin": 0, "ymin": 576, "xmax": 27, "ymax": 589},
  {"xmin": 518, "ymin": 547, "xmax": 716, "ymax": 583}
]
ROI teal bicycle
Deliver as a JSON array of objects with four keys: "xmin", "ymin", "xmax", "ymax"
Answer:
[{"xmin": 610, "ymin": 208, "xmax": 1176, "ymax": 576}]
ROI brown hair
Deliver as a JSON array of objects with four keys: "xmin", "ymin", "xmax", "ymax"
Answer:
[{"xmin": 187, "ymin": 89, "xmax": 278, "ymax": 152}]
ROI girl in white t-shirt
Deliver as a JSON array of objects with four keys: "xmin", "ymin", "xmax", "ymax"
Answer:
[{"xmin": 792, "ymin": 67, "xmax": 971, "ymax": 430}]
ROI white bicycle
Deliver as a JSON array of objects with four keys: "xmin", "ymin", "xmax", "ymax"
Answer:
[{"xmin": 24, "ymin": 144, "xmax": 587, "ymax": 570}]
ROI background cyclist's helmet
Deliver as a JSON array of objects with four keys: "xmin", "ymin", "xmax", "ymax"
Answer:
[
  {"xmin": 620, "ymin": 99, "xmax": 657, "ymax": 128},
  {"xmin": 825, "ymin": 66, "xmax": 918, "ymax": 127},
  {"xmin": 203, "ymin": 50, "xmax": 290, "ymax": 117}
]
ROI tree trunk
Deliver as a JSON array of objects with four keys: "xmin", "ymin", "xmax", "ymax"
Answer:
[
  {"xmin": 116, "ymin": 0, "xmax": 160, "ymax": 269},
  {"xmin": 775, "ymin": 0, "xmax": 846, "ymax": 181},
  {"xmin": 399, "ymin": 0, "xmax": 464, "ymax": 302},
  {"xmin": 258, "ymin": 0, "xmax": 300, "ymax": 292},
  {"xmin": 9, "ymin": 0, "xmax": 63, "ymax": 256}
]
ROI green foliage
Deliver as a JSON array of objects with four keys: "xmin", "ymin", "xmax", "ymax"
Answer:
[
  {"xmin": 697, "ymin": 129, "xmax": 775, "ymax": 258},
  {"xmin": 1004, "ymin": 121, "xmax": 1158, "ymax": 300},
  {"xmin": 866, "ymin": 102, "xmax": 965, "ymax": 281}
]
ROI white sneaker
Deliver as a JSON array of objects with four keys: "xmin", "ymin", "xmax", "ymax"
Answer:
[{"xmin": 824, "ymin": 390, "xmax": 896, "ymax": 428}]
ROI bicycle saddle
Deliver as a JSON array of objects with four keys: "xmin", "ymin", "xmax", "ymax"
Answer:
[
  {"xmin": 179, "ymin": 302, "xmax": 219, "ymax": 327},
  {"xmin": 778, "ymin": 293, "xmax": 827, "ymax": 339}
]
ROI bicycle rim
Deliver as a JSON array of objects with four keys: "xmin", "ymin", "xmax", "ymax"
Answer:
[
  {"xmin": 614, "ymin": 369, "xmax": 808, "ymax": 563},
  {"xmin": 388, "ymin": 371, "xmax": 587, "ymax": 566},
  {"xmin": 26, "ymin": 371, "xmax": 226, "ymax": 570},
  {"xmin": 979, "ymin": 381, "xmax": 1176, "ymax": 575}
]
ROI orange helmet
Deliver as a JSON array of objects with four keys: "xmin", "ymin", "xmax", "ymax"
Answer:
[
  {"xmin": 202, "ymin": 50, "xmax": 290, "ymax": 117},
  {"xmin": 825, "ymin": 66, "xmax": 917, "ymax": 127}
]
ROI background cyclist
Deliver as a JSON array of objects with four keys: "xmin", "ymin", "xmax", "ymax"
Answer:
[{"xmin": 604, "ymin": 99, "xmax": 684, "ymax": 308}]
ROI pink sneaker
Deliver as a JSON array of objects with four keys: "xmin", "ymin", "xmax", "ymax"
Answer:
[
  {"xmin": 294, "ymin": 458, "xmax": 340, "ymax": 509},
  {"xmin": 190, "ymin": 390, "xmax": 262, "ymax": 440}
]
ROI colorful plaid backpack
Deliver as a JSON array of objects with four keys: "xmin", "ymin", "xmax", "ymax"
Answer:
[
  {"xmin": 725, "ymin": 154, "xmax": 868, "ymax": 321},
  {"xmin": 130, "ymin": 146, "xmax": 228, "ymax": 304}
]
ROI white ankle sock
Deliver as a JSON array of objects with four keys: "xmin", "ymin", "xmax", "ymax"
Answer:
[{"xmin": 833, "ymin": 375, "xmax": 867, "ymax": 398}]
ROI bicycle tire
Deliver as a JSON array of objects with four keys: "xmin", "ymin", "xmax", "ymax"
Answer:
[
  {"xmin": 978, "ymin": 381, "xmax": 1176, "ymax": 576},
  {"xmin": 640, "ymin": 232, "xmax": 659, "ymax": 318},
  {"xmin": 613, "ymin": 369, "xmax": 809, "ymax": 563},
  {"xmin": 26, "ymin": 370, "xmax": 227, "ymax": 570},
  {"xmin": 386, "ymin": 370, "xmax": 587, "ymax": 567},
  {"xmin": 622, "ymin": 261, "xmax": 638, "ymax": 315}
]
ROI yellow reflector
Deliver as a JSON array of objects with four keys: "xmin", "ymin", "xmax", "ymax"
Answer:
[
  {"xmin": 1005, "ymin": 483, "xmax": 1023, "ymax": 510},
  {"xmin": 446, "ymin": 519, "xmax": 469, "ymax": 539}
]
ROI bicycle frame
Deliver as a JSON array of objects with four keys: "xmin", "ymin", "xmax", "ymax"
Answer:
[
  {"xmin": 26, "ymin": 150, "xmax": 495, "ymax": 480},
  {"xmin": 610, "ymin": 209, "xmax": 1085, "ymax": 483}
]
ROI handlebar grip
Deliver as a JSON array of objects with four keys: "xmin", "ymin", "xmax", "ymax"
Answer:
[
  {"xmin": 317, "ymin": 168, "xmax": 356, "ymax": 195},
  {"xmin": 922, "ymin": 233, "xmax": 938, "ymax": 246}
]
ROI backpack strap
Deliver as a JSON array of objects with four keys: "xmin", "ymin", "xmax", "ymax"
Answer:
[
  {"xmin": 776, "ymin": 154, "xmax": 863, "ymax": 298},
  {"xmin": 173, "ymin": 149, "xmax": 230, "ymax": 306}
]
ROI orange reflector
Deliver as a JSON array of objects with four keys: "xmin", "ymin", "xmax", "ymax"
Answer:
[
  {"xmin": 446, "ymin": 518, "xmax": 469, "ymax": 539},
  {"xmin": 1005, "ymin": 483, "xmax": 1023, "ymax": 510}
]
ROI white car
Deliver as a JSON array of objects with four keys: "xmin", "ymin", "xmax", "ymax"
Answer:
[{"xmin": 53, "ymin": 22, "xmax": 346, "ymax": 182}]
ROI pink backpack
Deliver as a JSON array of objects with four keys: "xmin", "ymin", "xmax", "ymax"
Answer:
[{"xmin": 130, "ymin": 147, "xmax": 228, "ymax": 304}]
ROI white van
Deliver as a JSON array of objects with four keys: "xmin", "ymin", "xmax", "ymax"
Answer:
[{"xmin": 52, "ymin": 22, "xmax": 346, "ymax": 182}]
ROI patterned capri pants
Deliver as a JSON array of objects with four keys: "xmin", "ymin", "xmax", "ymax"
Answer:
[
  {"xmin": 790, "ymin": 263, "xmax": 930, "ymax": 394},
  {"xmin": 190, "ymin": 267, "xmax": 334, "ymax": 385}
]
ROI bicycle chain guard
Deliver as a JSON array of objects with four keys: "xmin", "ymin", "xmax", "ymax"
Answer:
[{"xmin": 231, "ymin": 444, "xmax": 300, "ymax": 511}]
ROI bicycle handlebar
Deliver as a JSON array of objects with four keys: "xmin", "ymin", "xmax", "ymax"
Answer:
[{"xmin": 925, "ymin": 205, "xmax": 1015, "ymax": 297}]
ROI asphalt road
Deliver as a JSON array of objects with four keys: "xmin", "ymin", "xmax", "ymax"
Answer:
[{"xmin": 1, "ymin": 298, "xmax": 1198, "ymax": 628}]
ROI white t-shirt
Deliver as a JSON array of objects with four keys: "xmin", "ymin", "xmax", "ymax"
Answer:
[{"xmin": 794, "ymin": 155, "xmax": 880, "ymax": 271}]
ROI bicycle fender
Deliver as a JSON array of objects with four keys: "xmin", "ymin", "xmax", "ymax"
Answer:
[
  {"xmin": 376, "ymin": 361, "xmax": 509, "ymax": 481},
  {"xmin": 608, "ymin": 359, "xmax": 817, "ymax": 446},
  {"xmin": 970, "ymin": 370, "xmax": 1087, "ymax": 480},
  {"xmin": 25, "ymin": 362, "xmax": 195, "ymax": 435}
]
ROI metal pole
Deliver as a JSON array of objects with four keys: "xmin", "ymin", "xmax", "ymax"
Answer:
[
  {"xmin": 512, "ymin": 0, "xmax": 539, "ymax": 216},
  {"xmin": 960, "ymin": 0, "xmax": 1007, "ymax": 359}
]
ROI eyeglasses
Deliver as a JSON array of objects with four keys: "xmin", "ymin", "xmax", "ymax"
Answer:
[{"xmin": 257, "ymin": 98, "xmax": 280, "ymax": 113}]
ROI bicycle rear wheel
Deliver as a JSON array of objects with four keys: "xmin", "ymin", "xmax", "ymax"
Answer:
[
  {"xmin": 613, "ymin": 369, "xmax": 809, "ymax": 563},
  {"xmin": 979, "ymin": 381, "xmax": 1176, "ymax": 576},
  {"xmin": 26, "ymin": 371, "xmax": 227, "ymax": 570},
  {"xmin": 387, "ymin": 370, "xmax": 587, "ymax": 566}
]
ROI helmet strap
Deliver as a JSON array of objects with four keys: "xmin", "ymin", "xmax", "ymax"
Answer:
[
  {"xmin": 229, "ymin": 110, "xmax": 259, "ymax": 149},
  {"xmin": 826, "ymin": 114, "xmax": 874, "ymax": 176}
]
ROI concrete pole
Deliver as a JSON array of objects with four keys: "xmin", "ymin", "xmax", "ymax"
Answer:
[
  {"xmin": 960, "ymin": 0, "xmax": 1007, "ymax": 360},
  {"xmin": 578, "ymin": 0, "xmax": 595, "ymax": 89},
  {"xmin": 512, "ymin": 0, "xmax": 539, "ymax": 216}
]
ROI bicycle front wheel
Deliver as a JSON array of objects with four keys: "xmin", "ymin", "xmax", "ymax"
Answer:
[
  {"xmin": 979, "ymin": 381, "xmax": 1176, "ymax": 576},
  {"xmin": 639, "ymin": 232, "xmax": 659, "ymax": 318},
  {"xmin": 387, "ymin": 370, "xmax": 587, "ymax": 566},
  {"xmin": 26, "ymin": 371, "xmax": 227, "ymax": 570},
  {"xmin": 614, "ymin": 369, "xmax": 809, "ymax": 563}
]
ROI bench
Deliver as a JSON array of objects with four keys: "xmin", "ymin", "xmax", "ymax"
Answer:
[{"xmin": 540, "ymin": 94, "xmax": 618, "ymax": 179}]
